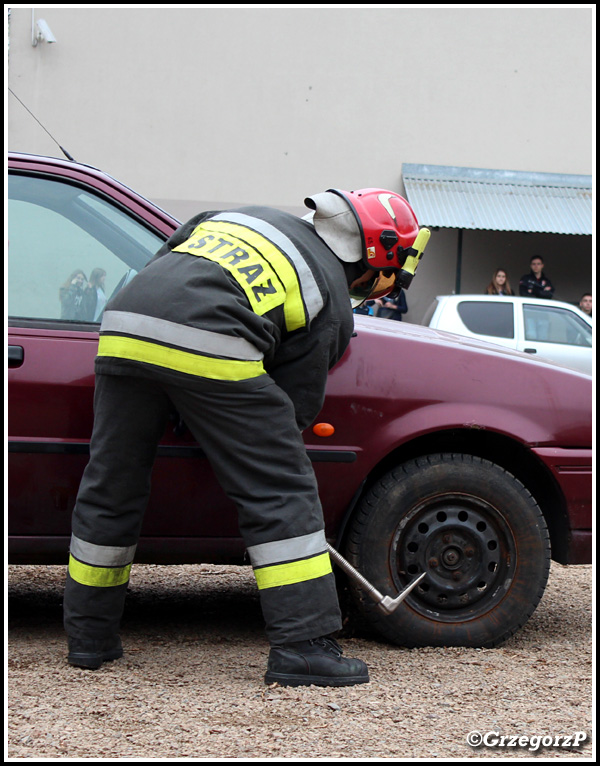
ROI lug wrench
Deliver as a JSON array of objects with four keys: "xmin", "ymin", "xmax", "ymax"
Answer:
[{"xmin": 327, "ymin": 543, "xmax": 426, "ymax": 615}]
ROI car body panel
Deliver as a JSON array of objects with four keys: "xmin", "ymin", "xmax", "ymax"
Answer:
[
  {"xmin": 423, "ymin": 294, "xmax": 593, "ymax": 375},
  {"xmin": 8, "ymin": 153, "xmax": 593, "ymax": 569},
  {"xmin": 531, "ymin": 447, "xmax": 593, "ymax": 530}
]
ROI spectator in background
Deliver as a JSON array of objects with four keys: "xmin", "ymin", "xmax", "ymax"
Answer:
[
  {"xmin": 82, "ymin": 268, "xmax": 108, "ymax": 321},
  {"xmin": 59, "ymin": 269, "xmax": 88, "ymax": 320},
  {"xmin": 375, "ymin": 288, "xmax": 408, "ymax": 321},
  {"xmin": 519, "ymin": 256, "xmax": 555, "ymax": 299},
  {"xmin": 485, "ymin": 268, "xmax": 514, "ymax": 296},
  {"xmin": 353, "ymin": 300, "xmax": 375, "ymax": 316},
  {"xmin": 578, "ymin": 293, "xmax": 592, "ymax": 317}
]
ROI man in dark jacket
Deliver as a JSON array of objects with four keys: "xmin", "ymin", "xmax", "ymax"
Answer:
[
  {"xmin": 63, "ymin": 188, "xmax": 428, "ymax": 687},
  {"xmin": 519, "ymin": 256, "xmax": 555, "ymax": 299}
]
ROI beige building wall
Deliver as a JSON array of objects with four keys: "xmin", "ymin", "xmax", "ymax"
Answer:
[{"xmin": 7, "ymin": 7, "xmax": 593, "ymax": 321}]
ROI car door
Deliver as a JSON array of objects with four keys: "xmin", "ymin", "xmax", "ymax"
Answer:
[
  {"xmin": 518, "ymin": 303, "xmax": 593, "ymax": 374},
  {"xmin": 7, "ymin": 162, "xmax": 241, "ymax": 562}
]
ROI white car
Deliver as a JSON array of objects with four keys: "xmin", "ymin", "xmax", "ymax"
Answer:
[{"xmin": 422, "ymin": 295, "xmax": 593, "ymax": 375}]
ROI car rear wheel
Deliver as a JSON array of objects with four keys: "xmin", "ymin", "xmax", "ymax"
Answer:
[{"xmin": 345, "ymin": 453, "xmax": 551, "ymax": 647}]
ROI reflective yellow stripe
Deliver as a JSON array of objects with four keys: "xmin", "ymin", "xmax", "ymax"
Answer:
[
  {"xmin": 98, "ymin": 335, "xmax": 265, "ymax": 381},
  {"xmin": 101, "ymin": 311, "xmax": 263, "ymax": 361},
  {"xmin": 253, "ymin": 552, "xmax": 332, "ymax": 590},
  {"xmin": 247, "ymin": 530, "xmax": 327, "ymax": 568},
  {"xmin": 69, "ymin": 554, "xmax": 131, "ymax": 588},
  {"xmin": 173, "ymin": 220, "xmax": 307, "ymax": 331}
]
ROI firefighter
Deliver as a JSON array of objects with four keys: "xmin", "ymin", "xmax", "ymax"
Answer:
[{"xmin": 64, "ymin": 188, "xmax": 428, "ymax": 687}]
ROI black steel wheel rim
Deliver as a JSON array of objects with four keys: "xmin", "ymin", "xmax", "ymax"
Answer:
[{"xmin": 391, "ymin": 493, "xmax": 517, "ymax": 622}]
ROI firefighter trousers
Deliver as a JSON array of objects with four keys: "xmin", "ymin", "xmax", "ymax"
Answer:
[{"xmin": 63, "ymin": 372, "xmax": 342, "ymax": 646}]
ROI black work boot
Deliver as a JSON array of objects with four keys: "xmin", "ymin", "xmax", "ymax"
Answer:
[
  {"xmin": 67, "ymin": 636, "xmax": 123, "ymax": 670},
  {"xmin": 265, "ymin": 636, "xmax": 369, "ymax": 687}
]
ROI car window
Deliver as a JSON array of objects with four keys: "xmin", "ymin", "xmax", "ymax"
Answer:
[
  {"xmin": 456, "ymin": 301, "xmax": 514, "ymax": 339},
  {"xmin": 7, "ymin": 173, "xmax": 164, "ymax": 324},
  {"xmin": 523, "ymin": 304, "xmax": 592, "ymax": 347}
]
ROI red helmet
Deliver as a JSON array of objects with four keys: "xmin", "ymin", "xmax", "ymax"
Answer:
[{"xmin": 328, "ymin": 188, "xmax": 430, "ymax": 290}]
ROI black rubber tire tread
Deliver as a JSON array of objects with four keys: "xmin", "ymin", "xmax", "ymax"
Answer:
[{"xmin": 345, "ymin": 453, "xmax": 551, "ymax": 648}]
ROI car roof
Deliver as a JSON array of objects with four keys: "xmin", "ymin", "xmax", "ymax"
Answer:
[
  {"xmin": 9, "ymin": 150, "xmax": 113, "ymax": 176},
  {"xmin": 8, "ymin": 151, "xmax": 181, "ymax": 230}
]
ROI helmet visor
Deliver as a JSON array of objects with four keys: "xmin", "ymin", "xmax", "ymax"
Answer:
[{"xmin": 349, "ymin": 269, "xmax": 397, "ymax": 309}]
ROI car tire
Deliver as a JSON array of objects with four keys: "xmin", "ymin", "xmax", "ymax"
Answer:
[{"xmin": 345, "ymin": 453, "xmax": 551, "ymax": 648}]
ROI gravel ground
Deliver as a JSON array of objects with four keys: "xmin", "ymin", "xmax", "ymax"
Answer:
[{"xmin": 7, "ymin": 561, "xmax": 593, "ymax": 760}]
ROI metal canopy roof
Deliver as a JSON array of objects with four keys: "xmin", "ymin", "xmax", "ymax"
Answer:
[{"xmin": 402, "ymin": 164, "xmax": 592, "ymax": 235}]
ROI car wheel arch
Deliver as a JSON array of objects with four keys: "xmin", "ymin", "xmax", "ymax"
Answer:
[{"xmin": 337, "ymin": 427, "xmax": 569, "ymax": 565}]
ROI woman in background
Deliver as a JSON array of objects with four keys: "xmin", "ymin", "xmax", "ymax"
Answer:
[
  {"xmin": 83, "ymin": 267, "xmax": 108, "ymax": 321},
  {"xmin": 485, "ymin": 268, "xmax": 514, "ymax": 296},
  {"xmin": 59, "ymin": 269, "xmax": 88, "ymax": 320}
]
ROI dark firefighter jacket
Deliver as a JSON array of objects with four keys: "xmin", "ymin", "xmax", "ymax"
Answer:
[{"xmin": 95, "ymin": 206, "xmax": 356, "ymax": 431}]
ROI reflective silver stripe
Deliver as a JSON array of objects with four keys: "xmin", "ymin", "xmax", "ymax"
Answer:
[
  {"xmin": 70, "ymin": 534, "xmax": 137, "ymax": 567},
  {"xmin": 100, "ymin": 311, "xmax": 263, "ymax": 361},
  {"xmin": 212, "ymin": 212, "xmax": 325, "ymax": 324},
  {"xmin": 246, "ymin": 530, "xmax": 327, "ymax": 568}
]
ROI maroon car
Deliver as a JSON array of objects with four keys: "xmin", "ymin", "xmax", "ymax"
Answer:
[{"xmin": 8, "ymin": 152, "xmax": 592, "ymax": 649}]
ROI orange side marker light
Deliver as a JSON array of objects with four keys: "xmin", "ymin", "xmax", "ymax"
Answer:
[{"xmin": 313, "ymin": 423, "xmax": 335, "ymax": 437}]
